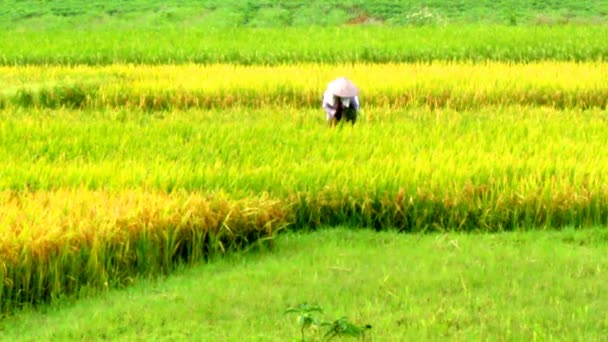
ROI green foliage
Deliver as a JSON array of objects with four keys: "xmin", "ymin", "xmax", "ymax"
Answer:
[
  {"xmin": 1, "ymin": 0, "xmax": 605, "ymax": 30},
  {"xmin": 285, "ymin": 303, "xmax": 371, "ymax": 341},
  {"xmin": 323, "ymin": 317, "xmax": 372, "ymax": 340},
  {"xmin": 285, "ymin": 303, "xmax": 324, "ymax": 341}
]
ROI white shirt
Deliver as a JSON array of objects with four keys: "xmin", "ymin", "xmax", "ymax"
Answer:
[{"xmin": 322, "ymin": 90, "xmax": 360, "ymax": 120}]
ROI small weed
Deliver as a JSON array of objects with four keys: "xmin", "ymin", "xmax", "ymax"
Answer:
[
  {"xmin": 285, "ymin": 303, "xmax": 371, "ymax": 341},
  {"xmin": 285, "ymin": 303, "xmax": 324, "ymax": 341}
]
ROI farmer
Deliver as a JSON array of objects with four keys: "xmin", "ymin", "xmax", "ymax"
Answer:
[{"xmin": 322, "ymin": 77, "xmax": 360, "ymax": 126}]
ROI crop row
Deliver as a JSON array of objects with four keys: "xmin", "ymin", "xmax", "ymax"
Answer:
[
  {"xmin": 2, "ymin": 105, "xmax": 607, "ymax": 193},
  {"xmin": 1, "ymin": 62, "xmax": 608, "ymax": 110},
  {"xmin": 1, "ymin": 26, "xmax": 608, "ymax": 65},
  {"xmin": 0, "ymin": 190, "xmax": 287, "ymax": 313},
  {"xmin": 3, "ymin": 181, "xmax": 608, "ymax": 313}
]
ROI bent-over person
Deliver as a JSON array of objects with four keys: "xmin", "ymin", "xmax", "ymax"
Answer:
[{"xmin": 322, "ymin": 77, "xmax": 360, "ymax": 126}]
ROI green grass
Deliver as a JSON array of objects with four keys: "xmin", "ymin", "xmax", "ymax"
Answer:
[
  {"xmin": 2, "ymin": 1, "xmax": 606, "ymax": 65},
  {"xmin": 1, "ymin": 227, "xmax": 607, "ymax": 341},
  {"xmin": 3, "ymin": 0, "xmax": 607, "ymax": 65},
  {"xmin": 2, "ymin": 25, "xmax": 607, "ymax": 65}
]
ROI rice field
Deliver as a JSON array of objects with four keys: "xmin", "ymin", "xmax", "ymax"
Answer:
[
  {"xmin": 2, "ymin": 62, "xmax": 608, "ymax": 110},
  {"xmin": 2, "ymin": 26, "xmax": 608, "ymax": 65},
  {"xmin": 2, "ymin": 61, "xmax": 608, "ymax": 314},
  {"xmin": 3, "ymin": 228, "xmax": 608, "ymax": 341}
]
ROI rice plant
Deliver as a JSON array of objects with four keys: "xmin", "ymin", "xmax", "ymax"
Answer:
[
  {"xmin": 1, "ymin": 62, "xmax": 607, "ymax": 110},
  {"xmin": 1, "ymin": 26, "xmax": 607, "ymax": 65},
  {"xmin": 2, "ymin": 61, "xmax": 608, "ymax": 314}
]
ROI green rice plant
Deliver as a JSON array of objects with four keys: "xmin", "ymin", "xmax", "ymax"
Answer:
[
  {"xmin": 1, "ymin": 104, "xmax": 607, "ymax": 203},
  {"xmin": 1, "ymin": 26, "xmax": 607, "ymax": 65}
]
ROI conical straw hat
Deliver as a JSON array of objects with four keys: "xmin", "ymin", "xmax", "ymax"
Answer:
[{"xmin": 327, "ymin": 77, "xmax": 359, "ymax": 97}]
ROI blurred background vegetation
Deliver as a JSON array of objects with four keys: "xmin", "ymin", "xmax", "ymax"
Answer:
[{"xmin": 2, "ymin": 0, "xmax": 607, "ymax": 31}]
